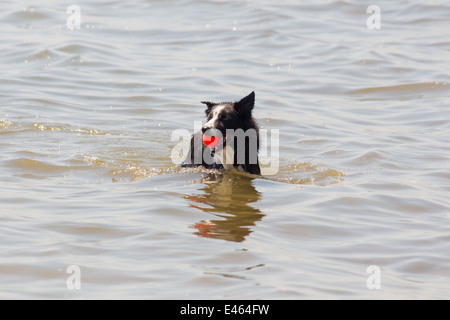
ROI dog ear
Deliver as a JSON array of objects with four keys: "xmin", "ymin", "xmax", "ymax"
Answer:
[
  {"xmin": 235, "ymin": 91, "xmax": 255, "ymax": 117},
  {"xmin": 201, "ymin": 101, "xmax": 216, "ymax": 116},
  {"xmin": 201, "ymin": 101, "xmax": 215, "ymax": 109}
]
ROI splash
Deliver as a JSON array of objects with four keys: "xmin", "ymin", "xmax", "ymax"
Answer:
[
  {"xmin": 267, "ymin": 161, "xmax": 345, "ymax": 185},
  {"xmin": 82, "ymin": 152, "xmax": 344, "ymax": 186},
  {"xmin": 33, "ymin": 123, "xmax": 114, "ymax": 135},
  {"xmin": 0, "ymin": 120, "xmax": 13, "ymax": 128}
]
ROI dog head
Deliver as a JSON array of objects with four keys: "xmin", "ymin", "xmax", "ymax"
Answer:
[{"xmin": 200, "ymin": 91, "xmax": 256, "ymax": 140}]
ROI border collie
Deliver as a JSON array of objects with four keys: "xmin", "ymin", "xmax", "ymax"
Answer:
[{"xmin": 181, "ymin": 91, "xmax": 261, "ymax": 175}]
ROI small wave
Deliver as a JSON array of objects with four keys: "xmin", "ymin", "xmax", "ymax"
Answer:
[
  {"xmin": 33, "ymin": 123, "xmax": 120, "ymax": 136},
  {"xmin": 8, "ymin": 158, "xmax": 84, "ymax": 174},
  {"xmin": 26, "ymin": 49, "xmax": 58, "ymax": 62},
  {"xmin": 113, "ymin": 165, "xmax": 226, "ymax": 183},
  {"xmin": 33, "ymin": 123, "xmax": 62, "ymax": 131},
  {"xmin": 83, "ymin": 156, "xmax": 180, "ymax": 182},
  {"xmin": 56, "ymin": 45, "xmax": 88, "ymax": 54},
  {"xmin": 83, "ymin": 156, "xmax": 116, "ymax": 168},
  {"xmin": 269, "ymin": 162, "xmax": 345, "ymax": 185},
  {"xmin": 7, "ymin": 8, "xmax": 50, "ymax": 21},
  {"xmin": 348, "ymin": 82, "xmax": 449, "ymax": 95},
  {"xmin": 0, "ymin": 120, "xmax": 13, "ymax": 128}
]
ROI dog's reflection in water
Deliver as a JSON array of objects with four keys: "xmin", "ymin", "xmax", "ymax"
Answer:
[{"xmin": 186, "ymin": 172, "xmax": 264, "ymax": 242}]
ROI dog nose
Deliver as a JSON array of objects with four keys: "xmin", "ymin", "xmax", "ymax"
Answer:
[{"xmin": 202, "ymin": 127, "xmax": 221, "ymax": 136}]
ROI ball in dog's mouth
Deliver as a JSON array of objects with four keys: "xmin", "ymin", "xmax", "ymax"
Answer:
[{"xmin": 202, "ymin": 134, "xmax": 225, "ymax": 148}]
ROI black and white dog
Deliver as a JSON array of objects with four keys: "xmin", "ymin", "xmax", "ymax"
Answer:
[{"xmin": 181, "ymin": 91, "xmax": 261, "ymax": 175}]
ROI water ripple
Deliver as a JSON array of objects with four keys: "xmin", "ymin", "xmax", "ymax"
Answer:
[{"xmin": 1, "ymin": 0, "xmax": 449, "ymax": 299}]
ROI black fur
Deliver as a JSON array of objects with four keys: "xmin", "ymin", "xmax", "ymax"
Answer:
[{"xmin": 181, "ymin": 91, "xmax": 261, "ymax": 175}]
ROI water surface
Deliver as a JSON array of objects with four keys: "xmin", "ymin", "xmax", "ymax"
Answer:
[{"xmin": 1, "ymin": 0, "xmax": 449, "ymax": 299}]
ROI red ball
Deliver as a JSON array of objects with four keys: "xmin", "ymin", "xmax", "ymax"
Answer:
[{"xmin": 202, "ymin": 135, "xmax": 220, "ymax": 148}]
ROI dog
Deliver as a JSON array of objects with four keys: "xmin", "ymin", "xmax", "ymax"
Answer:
[{"xmin": 181, "ymin": 91, "xmax": 261, "ymax": 175}]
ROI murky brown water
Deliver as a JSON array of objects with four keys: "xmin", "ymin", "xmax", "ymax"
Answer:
[{"xmin": 1, "ymin": 0, "xmax": 449, "ymax": 299}]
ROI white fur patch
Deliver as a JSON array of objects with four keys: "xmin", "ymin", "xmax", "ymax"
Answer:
[{"xmin": 204, "ymin": 104, "xmax": 226, "ymax": 129}]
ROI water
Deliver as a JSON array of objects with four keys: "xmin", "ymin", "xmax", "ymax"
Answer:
[{"xmin": 1, "ymin": 0, "xmax": 449, "ymax": 299}]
